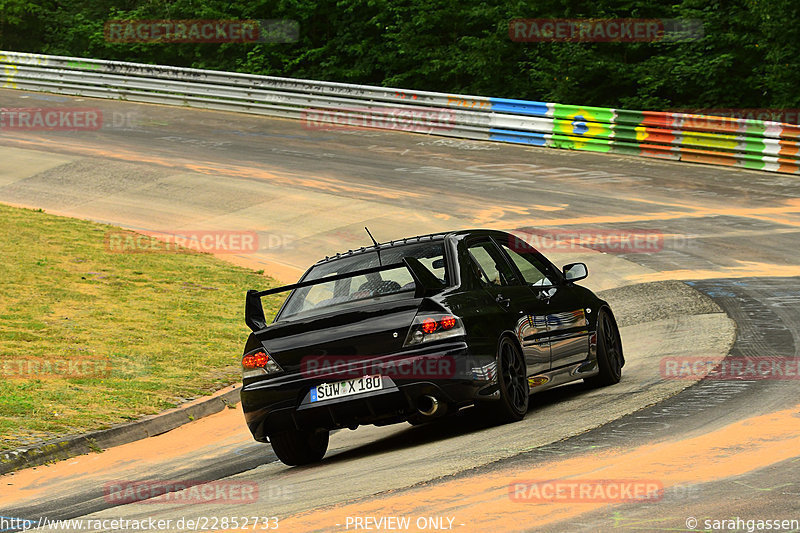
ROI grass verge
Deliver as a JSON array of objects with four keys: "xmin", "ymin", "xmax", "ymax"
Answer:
[{"xmin": 0, "ymin": 203, "xmax": 282, "ymax": 450}]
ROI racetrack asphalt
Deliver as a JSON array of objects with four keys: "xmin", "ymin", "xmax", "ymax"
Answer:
[{"xmin": 1, "ymin": 88, "xmax": 799, "ymax": 532}]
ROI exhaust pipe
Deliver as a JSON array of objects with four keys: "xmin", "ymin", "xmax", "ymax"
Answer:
[{"xmin": 417, "ymin": 395, "xmax": 440, "ymax": 417}]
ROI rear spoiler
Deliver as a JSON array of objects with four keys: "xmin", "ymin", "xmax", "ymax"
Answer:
[{"xmin": 245, "ymin": 257, "xmax": 444, "ymax": 332}]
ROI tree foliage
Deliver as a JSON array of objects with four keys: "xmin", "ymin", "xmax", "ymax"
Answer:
[{"xmin": 1, "ymin": 0, "xmax": 798, "ymax": 109}]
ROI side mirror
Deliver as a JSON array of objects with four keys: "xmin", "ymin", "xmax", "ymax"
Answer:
[{"xmin": 562, "ymin": 262, "xmax": 588, "ymax": 282}]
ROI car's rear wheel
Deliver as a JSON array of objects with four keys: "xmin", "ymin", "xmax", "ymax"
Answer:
[
  {"xmin": 269, "ymin": 428, "xmax": 329, "ymax": 466},
  {"xmin": 585, "ymin": 309, "xmax": 624, "ymax": 387},
  {"xmin": 478, "ymin": 337, "xmax": 528, "ymax": 423}
]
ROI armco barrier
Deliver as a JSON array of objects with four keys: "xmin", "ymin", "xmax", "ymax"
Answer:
[{"xmin": 2, "ymin": 51, "xmax": 799, "ymax": 174}]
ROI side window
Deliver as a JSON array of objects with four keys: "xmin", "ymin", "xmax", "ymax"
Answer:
[
  {"xmin": 467, "ymin": 240, "xmax": 518, "ymax": 287},
  {"xmin": 418, "ymin": 256, "xmax": 446, "ymax": 283},
  {"xmin": 499, "ymin": 240, "xmax": 557, "ymax": 286}
]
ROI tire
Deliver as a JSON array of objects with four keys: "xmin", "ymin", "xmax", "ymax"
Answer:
[
  {"xmin": 269, "ymin": 428, "xmax": 329, "ymax": 466},
  {"xmin": 478, "ymin": 336, "xmax": 529, "ymax": 423},
  {"xmin": 585, "ymin": 309, "xmax": 624, "ymax": 388}
]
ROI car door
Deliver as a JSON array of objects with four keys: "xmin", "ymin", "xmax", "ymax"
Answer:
[
  {"xmin": 495, "ymin": 236, "xmax": 591, "ymax": 370},
  {"xmin": 465, "ymin": 237, "xmax": 551, "ymax": 376}
]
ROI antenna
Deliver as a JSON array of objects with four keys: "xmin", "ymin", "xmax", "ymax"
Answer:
[{"xmin": 365, "ymin": 226, "xmax": 382, "ymax": 265}]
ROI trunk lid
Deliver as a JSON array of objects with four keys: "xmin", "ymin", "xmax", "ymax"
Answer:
[{"xmin": 255, "ymin": 297, "xmax": 421, "ymax": 373}]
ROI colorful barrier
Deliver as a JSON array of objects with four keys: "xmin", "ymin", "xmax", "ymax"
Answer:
[
  {"xmin": 487, "ymin": 101, "xmax": 800, "ymax": 173},
  {"xmin": 2, "ymin": 50, "xmax": 799, "ymax": 174}
]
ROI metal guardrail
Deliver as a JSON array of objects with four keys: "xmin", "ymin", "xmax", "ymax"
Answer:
[{"xmin": 2, "ymin": 50, "xmax": 799, "ymax": 174}]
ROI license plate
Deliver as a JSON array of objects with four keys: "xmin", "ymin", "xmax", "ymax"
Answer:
[{"xmin": 310, "ymin": 375, "xmax": 383, "ymax": 402}]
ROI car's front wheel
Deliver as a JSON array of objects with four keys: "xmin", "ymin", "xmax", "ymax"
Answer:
[
  {"xmin": 478, "ymin": 336, "xmax": 528, "ymax": 423},
  {"xmin": 269, "ymin": 428, "xmax": 329, "ymax": 466}
]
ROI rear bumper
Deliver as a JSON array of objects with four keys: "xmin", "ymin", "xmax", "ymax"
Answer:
[{"xmin": 241, "ymin": 341, "xmax": 496, "ymax": 440}]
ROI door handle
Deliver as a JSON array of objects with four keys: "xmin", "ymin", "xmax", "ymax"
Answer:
[{"xmin": 496, "ymin": 294, "xmax": 511, "ymax": 308}]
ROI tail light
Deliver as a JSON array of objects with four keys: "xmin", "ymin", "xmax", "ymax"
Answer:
[
  {"xmin": 404, "ymin": 313, "xmax": 465, "ymax": 346},
  {"xmin": 242, "ymin": 347, "xmax": 283, "ymax": 379}
]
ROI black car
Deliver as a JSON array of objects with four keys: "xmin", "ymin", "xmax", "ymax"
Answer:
[{"xmin": 240, "ymin": 229, "xmax": 623, "ymax": 466}]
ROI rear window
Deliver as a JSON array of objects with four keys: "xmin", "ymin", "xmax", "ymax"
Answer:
[{"xmin": 278, "ymin": 241, "xmax": 447, "ymax": 320}]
